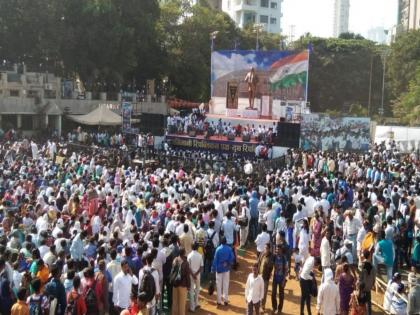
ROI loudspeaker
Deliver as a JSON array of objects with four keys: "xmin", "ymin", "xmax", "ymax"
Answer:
[
  {"xmin": 274, "ymin": 122, "xmax": 300, "ymax": 148},
  {"xmin": 188, "ymin": 130, "xmax": 196, "ymax": 137},
  {"xmin": 227, "ymin": 133, "xmax": 235, "ymax": 141}
]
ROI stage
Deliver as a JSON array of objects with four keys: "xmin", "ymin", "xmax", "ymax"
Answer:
[
  {"xmin": 166, "ymin": 134, "xmax": 287, "ymax": 157},
  {"xmin": 205, "ymin": 113, "xmax": 279, "ymax": 131}
]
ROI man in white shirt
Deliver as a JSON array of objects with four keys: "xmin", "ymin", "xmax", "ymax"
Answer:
[
  {"xmin": 107, "ymin": 250, "xmax": 121, "ymax": 300},
  {"xmin": 245, "ymin": 263, "xmax": 265, "ymax": 315},
  {"xmin": 187, "ymin": 243, "xmax": 204, "ymax": 312},
  {"xmin": 138, "ymin": 254, "xmax": 160, "ymax": 315},
  {"xmin": 113, "ymin": 260, "xmax": 139, "ymax": 312},
  {"xmin": 299, "ymin": 255, "xmax": 315, "ymax": 315},
  {"xmin": 263, "ymin": 204, "xmax": 275, "ymax": 238},
  {"xmin": 258, "ymin": 196, "xmax": 268, "ymax": 232},
  {"xmin": 317, "ymin": 268, "xmax": 340, "ymax": 315},
  {"xmin": 343, "ymin": 210, "xmax": 361, "ymax": 262},
  {"xmin": 320, "ymin": 231, "xmax": 332, "ymax": 277},
  {"xmin": 239, "ymin": 201, "xmax": 251, "ymax": 248},
  {"xmin": 255, "ymin": 224, "xmax": 271, "ymax": 256}
]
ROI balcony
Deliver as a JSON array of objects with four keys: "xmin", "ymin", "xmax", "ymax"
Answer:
[{"xmin": 233, "ymin": 0, "xmax": 258, "ymax": 11}]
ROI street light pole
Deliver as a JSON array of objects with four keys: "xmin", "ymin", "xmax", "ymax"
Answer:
[
  {"xmin": 210, "ymin": 31, "xmax": 219, "ymax": 52},
  {"xmin": 380, "ymin": 48, "xmax": 390, "ymax": 116},
  {"xmin": 368, "ymin": 54, "xmax": 373, "ymax": 117},
  {"xmin": 253, "ymin": 23, "xmax": 264, "ymax": 51}
]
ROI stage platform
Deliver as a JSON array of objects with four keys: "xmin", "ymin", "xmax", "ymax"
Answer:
[
  {"xmin": 205, "ymin": 113, "xmax": 279, "ymax": 131},
  {"xmin": 211, "ymin": 96, "xmax": 280, "ymax": 119},
  {"xmin": 166, "ymin": 134, "xmax": 287, "ymax": 157}
]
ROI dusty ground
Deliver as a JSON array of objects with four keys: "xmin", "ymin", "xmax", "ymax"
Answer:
[{"xmin": 192, "ymin": 246, "xmax": 384, "ymax": 315}]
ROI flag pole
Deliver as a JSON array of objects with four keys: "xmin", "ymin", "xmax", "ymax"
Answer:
[{"xmin": 304, "ymin": 45, "xmax": 311, "ymax": 104}]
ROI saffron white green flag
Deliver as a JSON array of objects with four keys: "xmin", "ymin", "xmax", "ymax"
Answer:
[{"xmin": 269, "ymin": 51, "xmax": 309, "ymax": 90}]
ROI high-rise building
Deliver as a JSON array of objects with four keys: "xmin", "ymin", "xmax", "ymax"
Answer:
[
  {"xmin": 367, "ymin": 26, "xmax": 388, "ymax": 44},
  {"xmin": 398, "ymin": 0, "xmax": 420, "ymax": 32},
  {"xmin": 333, "ymin": 0, "xmax": 350, "ymax": 37},
  {"xmin": 220, "ymin": 0, "xmax": 283, "ymax": 33}
]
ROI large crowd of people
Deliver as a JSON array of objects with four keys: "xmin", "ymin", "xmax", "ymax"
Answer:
[{"xmin": 0, "ymin": 134, "xmax": 419, "ymax": 315}]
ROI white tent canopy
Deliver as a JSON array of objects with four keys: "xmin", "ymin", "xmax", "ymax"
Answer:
[
  {"xmin": 67, "ymin": 104, "xmax": 138, "ymax": 126},
  {"xmin": 374, "ymin": 125, "xmax": 420, "ymax": 152}
]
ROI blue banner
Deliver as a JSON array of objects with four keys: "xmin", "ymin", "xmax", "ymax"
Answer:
[{"xmin": 121, "ymin": 102, "xmax": 132, "ymax": 133}]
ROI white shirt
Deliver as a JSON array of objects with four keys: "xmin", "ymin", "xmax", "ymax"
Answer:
[
  {"xmin": 255, "ymin": 231, "xmax": 270, "ymax": 252},
  {"xmin": 112, "ymin": 272, "xmax": 138, "ymax": 308},
  {"xmin": 138, "ymin": 266, "xmax": 160, "ymax": 309},
  {"xmin": 317, "ymin": 280, "xmax": 340, "ymax": 314},
  {"xmin": 187, "ymin": 250, "xmax": 204, "ymax": 274},
  {"xmin": 357, "ymin": 227, "xmax": 367, "ymax": 251},
  {"xmin": 263, "ymin": 210, "xmax": 275, "ymax": 232},
  {"xmin": 300, "ymin": 256, "xmax": 314, "ymax": 280},
  {"xmin": 298, "ymin": 229, "xmax": 310, "ymax": 253},
  {"xmin": 343, "ymin": 217, "xmax": 361, "ymax": 237},
  {"xmin": 320, "ymin": 237, "xmax": 331, "ymax": 268},
  {"xmin": 245, "ymin": 273, "xmax": 265, "ymax": 304}
]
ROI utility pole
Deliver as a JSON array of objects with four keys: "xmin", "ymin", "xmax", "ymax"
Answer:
[
  {"xmin": 253, "ymin": 24, "xmax": 264, "ymax": 51},
  {"xmin": 380, "ymin": 48, "xmax": 390, "ymax": 116},
  {"xmin": 368, "ymin": 54, "xmax": 373, "ymax": 117},
  {"xmin": 210, "ymin": 31, "xmax": 219, "ymax": 52}
]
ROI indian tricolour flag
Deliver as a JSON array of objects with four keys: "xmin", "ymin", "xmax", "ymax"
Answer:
[{"xmin": 269, "ymin": 51, "xmax": 309, "ymax": 91}]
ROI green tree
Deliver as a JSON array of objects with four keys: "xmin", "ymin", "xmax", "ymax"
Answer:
[
  {"xmin": 161, "ymin": 2, "xmax": 240, "ymax": 101},
  {"xmin": 292, "ymin": 35, "xmax": 383, "ymax": 114},
  {"xmin": 393, "ymin": 66, "xmax": 420, "ymax": 125},
  {"xmin": 387, "ymin": 30, "xmax": 420, "ymax": 100}
]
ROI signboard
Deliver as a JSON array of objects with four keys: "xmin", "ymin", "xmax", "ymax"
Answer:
[
  {"xmin": 226, "ymin": 81, "xmax": 239, "ymax": 109},
  {"xmin": 167, "ymin": 135, "xmax": 257, "ymax": 155},
  {"xmin": 211, "ymin": 50, "xmax": 308, "ymax": 101},
  {"xmin": 300, "ymin": 114, "xmax": 371, "ymax": 151},
  {"xmin": 121, "ymin": 102, "xmax": 132, "ymax": 133}
]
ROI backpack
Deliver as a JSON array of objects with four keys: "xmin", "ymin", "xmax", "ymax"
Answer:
[
  {"xmin": 29, "ymin": 296, "xmax": 45, "ymax": 315},
  {"xmin": 205, "ymin": 231, "xmax": 217, "ymax": 259},
  {"xmin": 169, "ymin": 260, "xmax": 182, "ymax": 286},
  {"xmin": 85, "ymin": 279, "xmax": 98, "ymax": 315},
  {"xmin": 139, "ymin": 268, "xmax": 156, "ymax": 303},
  {"xmin": 64, "ymin": 294, "xmax": 79, "ymax": 315}
]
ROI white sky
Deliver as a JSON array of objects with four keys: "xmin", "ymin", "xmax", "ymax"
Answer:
[{"xmin": 281, "ymin": 0, "xmax": 398, "ymax": 39}]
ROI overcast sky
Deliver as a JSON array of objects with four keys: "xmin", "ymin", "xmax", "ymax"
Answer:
[{"xmin": 281, "ymin": 0, "xmax": 398, "ymax": 39}]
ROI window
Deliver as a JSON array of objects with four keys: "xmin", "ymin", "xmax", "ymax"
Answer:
[
  {"xmin": 10, "ymin": 90, "xmax": 19, "ymax": 97},
  {"xmin": 244, "ymin": 12, "xmax": 256, "ymax": 25},
  {"xmin": 27, "ymin": 90, "xmax": 38, "ymax": 98},
  {"xmin": 260, "ymin": 15, "xmax": 268, "ymax": 23},
  {"xmin": 270, "ymin": 1, "xmax": 277, "ymax": 8},
  {"xmin": 260, "ymin": 0, "xmax": 268, "ymax": 7},
  {"xmin": 270, "ymin": 17, "xmax": 277, "ymax": 24},
  {"xmin": 21, "ymin": 115, "xmax": 33, "ymax": 130}
]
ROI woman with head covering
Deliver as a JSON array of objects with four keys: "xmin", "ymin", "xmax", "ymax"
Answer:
[{"xmin": 317, "ymin": 268, "xmax": 340, "ymax": 315}]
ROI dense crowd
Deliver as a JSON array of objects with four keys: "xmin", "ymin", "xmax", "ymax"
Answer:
[{"xmin": 0, "ymin": 137, "xmax": 419, "ymax": 315}]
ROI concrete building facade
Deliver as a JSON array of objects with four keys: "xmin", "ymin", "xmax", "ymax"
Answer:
[
  {"xmin": 0, "ymin": 64, "xmax": 167, "ymax": 136},
  {"xmin": 398, "ymin": 0, "xmax": 420, "ymax": 32},
  {"xmin": 333, "ymin": 0, "xmax": 350, "ymax": 37},
  {"xmin": 221, "ymin": 0, "xmax": 283, "ymax": 33}
]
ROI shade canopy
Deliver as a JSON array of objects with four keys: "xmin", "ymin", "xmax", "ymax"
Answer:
[{"xmin": 67, "ymin": 104, "xmax": 138, "ymax": 126}]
